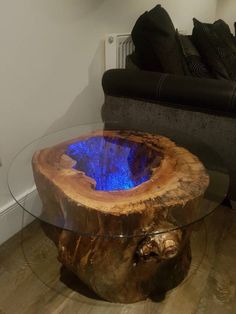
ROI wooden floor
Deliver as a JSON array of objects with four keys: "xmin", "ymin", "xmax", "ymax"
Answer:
[{"xmin": 0, "ymin": 205, "xmax": 236, "ymax": 314}]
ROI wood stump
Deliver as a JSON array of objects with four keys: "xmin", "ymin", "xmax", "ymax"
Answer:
[{"xmin": 32, "ymin": 130, "xmax": 209, "ymax": 303}]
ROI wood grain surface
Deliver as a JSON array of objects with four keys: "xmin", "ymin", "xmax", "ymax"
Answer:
[{"xmin": 0, "ymin": 205, "xmax": 235, "ymax": 313}]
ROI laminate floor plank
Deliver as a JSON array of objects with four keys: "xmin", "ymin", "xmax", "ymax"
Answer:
[{"xmin": 0, "ymin": 206, "xmax": 235, "ymax": 314}]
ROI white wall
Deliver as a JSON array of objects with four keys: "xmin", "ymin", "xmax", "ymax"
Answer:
[
  {"xmin": 0, "ymin": 0, "xmax": 217, "ymax": 212},
  {"xmin": 216, "ymin": 0, "xmax": 236, "ymax": 32},
  {"xmin": 158, "ymin": 0, "xmax": 217, "ymax": 33}
]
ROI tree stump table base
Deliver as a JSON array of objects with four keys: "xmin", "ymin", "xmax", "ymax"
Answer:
[
  {"xmin": 42, "ymin": 222, "xmax": 192, "ymax": 303},
  {"xmin": 32, "ymin": 130, "xmax": 209, "ymax": 303}
]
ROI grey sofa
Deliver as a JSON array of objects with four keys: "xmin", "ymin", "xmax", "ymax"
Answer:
[{"xmin": 101, "ymin": 69, "xmax": 236, "ymax": 207}]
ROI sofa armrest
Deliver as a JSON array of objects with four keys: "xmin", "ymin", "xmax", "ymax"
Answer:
[{"xmin": 102, "ymin": 69, "xmax": 236, "ymax": 115}]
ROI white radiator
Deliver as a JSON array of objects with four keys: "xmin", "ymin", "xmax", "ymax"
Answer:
[{"xmin": 105, "ymin": 33, "xmax": 135, "ymax": 70}]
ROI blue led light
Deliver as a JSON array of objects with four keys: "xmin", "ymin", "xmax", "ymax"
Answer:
[{"xmin": 66, "ymin": 136, "xmax": 154, "ymax": 191}]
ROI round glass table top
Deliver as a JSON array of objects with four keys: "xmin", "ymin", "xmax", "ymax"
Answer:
[{"xmin": 8, "ymin": 122, "xmax": 229, "ymax": 238}]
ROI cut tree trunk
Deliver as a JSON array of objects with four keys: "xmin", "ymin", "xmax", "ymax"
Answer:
[{"xmin": 32, "ymin": 130, "xmax": 209, "ymax": 303}]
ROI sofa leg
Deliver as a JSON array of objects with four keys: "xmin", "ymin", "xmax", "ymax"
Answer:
[{"xmin": 222, "ymin": 197, "xmax": 232, "ymax": 208}]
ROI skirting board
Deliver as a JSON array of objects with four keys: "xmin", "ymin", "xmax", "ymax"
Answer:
[{"xmin": 0, "ymin": 190, "xmax": 35, "ymax": 246}]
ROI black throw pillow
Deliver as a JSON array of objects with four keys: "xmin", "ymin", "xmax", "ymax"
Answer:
[
  {"xmin": 192, "ymin": 18, "xmax": 236, "ymax": 80},
  {"xmin": 131, "ymin": 5, "xmax": 187, "ymax": 75},
  {"xmin": 131, "ymin": 11, "xmax": 163, "ymax": 72},
  {"xmin": 177, "ymin": 32, "xmax": 213, "ymax": 78}
]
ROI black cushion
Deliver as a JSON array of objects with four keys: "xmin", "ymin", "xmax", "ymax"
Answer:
[
  {"xmin": 177, "ymin": 32, "xmax": 213, "ymax": 79},
  {"xmin": 130, "ymin": 12, "xmax": 162, "ymax": 72},
  {"xmin": 131, "ymin": 5, "xmax": 187, "ymax": 75},
  {"xmin": 192, "ymin": 18, "xmax": 236, "ymax": 80}
]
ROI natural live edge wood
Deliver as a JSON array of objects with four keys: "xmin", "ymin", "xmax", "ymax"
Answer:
[{"xmin": 32, "ymin": 130, "xmax": 209, "ymax": 303}]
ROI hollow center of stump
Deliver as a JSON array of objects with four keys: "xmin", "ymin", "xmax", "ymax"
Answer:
[{"xmin": 66, "ymin": 136, "xmax": 158, "ymax": 191}]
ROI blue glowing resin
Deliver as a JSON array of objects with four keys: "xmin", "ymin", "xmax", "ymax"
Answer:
[{"xmin": 66, "ymin": 136, "xmax": 153, "ymax": 191}]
